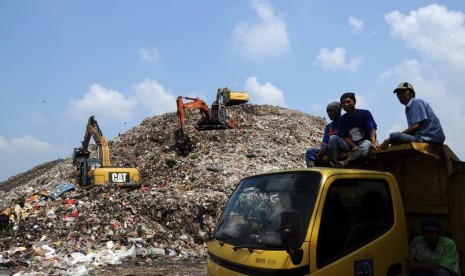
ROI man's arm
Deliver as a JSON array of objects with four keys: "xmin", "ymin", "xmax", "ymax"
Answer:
[
  {"xmin": 343, "ymin": 137, "xmax": 358, "ymax": 151},
  {"xmin": 406, "ymin": 259, "xmax": 444, "ymax": 271},
  {"xmin": 402, "ymin": 122, "xmax": 420, "ymax": 135},
  {"xmin": 369, "ymin": 129, "xmax": 379, "ymax": 150}
]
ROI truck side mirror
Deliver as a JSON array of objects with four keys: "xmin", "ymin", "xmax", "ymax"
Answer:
[{"xmin": 281, "ymin": 210, "xmax": 304, "ymax": 265}]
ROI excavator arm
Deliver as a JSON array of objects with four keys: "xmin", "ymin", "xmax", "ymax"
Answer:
[
  {"xmin": 175, "ymin": 88, "xmax": 247, "ymax": 153},
  {"xmin": 175, "ymin": 96, "xmax": 212, "ymax": 152},
  {"xmin": 73, "ymin": 116, "xmax": 111, "ymax": 168},
  {"xmin": 177, "ymin": 96, "xmax": 211, "ymax": 129}
]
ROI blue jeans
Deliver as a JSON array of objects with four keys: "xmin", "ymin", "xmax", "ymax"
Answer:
[
  {"xmin": 389, "ymin": 132, "xmax": 422, "ymax": 145},
  {"xmin": 305, "ymin": 148, "xmax": 319, "ymax": 162},
  {"xmin": 328, "ymin": 136, "xmax": 371, "ymax": 158}
]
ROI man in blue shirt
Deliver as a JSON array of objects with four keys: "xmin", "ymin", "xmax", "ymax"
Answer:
[
  {"xmin": 380, "ymin": 82, "xmax": 445, "ymax": 149},
  {"xmin": 305, "ymin": 101, "xmax": 341, "ymax": 167},
  {"xmin": 327, "ymin": 92, "xmax": 379, "ymax": 168}
]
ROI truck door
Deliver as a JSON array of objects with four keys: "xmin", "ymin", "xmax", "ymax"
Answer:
[{"xmin": 310, "ymin": 175, "xmax": 408, "ymax": 276}]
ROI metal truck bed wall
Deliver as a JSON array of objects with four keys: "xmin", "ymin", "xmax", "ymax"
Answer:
[{"xmin": 351, "ymin": 142, "xmax": 465, "ymax": 266}]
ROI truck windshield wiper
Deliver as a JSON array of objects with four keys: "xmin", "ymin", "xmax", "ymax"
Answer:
[
  {"xmin": 233, "ymin": 242, "xmax": 282, "ymax": 252},
  {"xmin": 233, "ymin": 245, "xmax": 255, "ymax": 252},
  {"xmin": 214, "ymin": 233, "xmax": 242, "ymax": 245}
]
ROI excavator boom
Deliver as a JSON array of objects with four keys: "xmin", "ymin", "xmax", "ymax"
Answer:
[
  {"xmin": 74, "ymin": 116, "xmax": 111, "ymax": 167},
  {"xmin": 175, "ymin": 95, "xmax": 234, "ymax": 152}
]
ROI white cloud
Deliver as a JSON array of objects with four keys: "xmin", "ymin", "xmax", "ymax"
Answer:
[
  {"xmin": 385, "ymin": 4, "xmax": 465, "ymax": 65},
  {"xmin": 68, "ymin": 84, "xmax": 137, "ymax": 122},
  {"xmin": 244, "ymin": 76, "xmax": 286, "ymax": 107},
  {"xmin": 399, "ymin": 59, "xmax": 462, "ymax": 111},
  {"xmin": 380, "ymin": 58, "xmax": 465, "ymax": 159},
  {"xmin": 0, "ymin": 135, "xmax": 54, "ymax": 153},
  {"xmin": 0, "ymin": 136, "xmax": 7, "ymax": 151},
  {"xmin": 139, "ymin": 48, "xmax": 160, "ymax": 62},
  {"xmin": 132, "ymin": 78, "xmax": 176, "ymax": 115},
  {"xmin": 381, "ymin": 3, "xmax": 465, "ymax": 151},
  {"xmin": 232, "ymin": 0, "xmax": 290, "ymax": 62},
  {"xmin": 314, "ymin": 47, "xmax": 361, "ymax": 73},
  {"xmin": 348, "ymin": 16, "xmax": 364, "ymax": 34}
]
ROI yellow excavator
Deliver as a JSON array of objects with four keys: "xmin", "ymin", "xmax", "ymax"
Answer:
[
  {"xmin": 72, "ymin": 116, "xmax": 140, "ymax": 188},
  {"xmin": 217, "ymin": 87, "xmax": 249, "ymax": 107},
  {"xmin": 175, "ymin": 87, "xmax": 248, "ymax": 152}
]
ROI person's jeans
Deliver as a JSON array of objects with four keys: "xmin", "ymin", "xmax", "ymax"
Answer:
[
  {"xmin": 305, "ymin": 147, "xmax": 319, "ymax": 162},
  {"xmin": 409, "ymin": 267, "xmax": 453, "ymax": 276},
  {"xmin": 389, "ymin": 132, "xmax": 422, "ymax": 145},
  {"xmin": 328, "ymin": 136, "xmax": 371, "ymax": 158}
]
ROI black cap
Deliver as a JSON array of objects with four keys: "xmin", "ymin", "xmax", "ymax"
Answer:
[
  {"xmin": 421, "ymin": 217, "xmax": 440, "ymax": 232},
  {"xmin": 394, "ymin": 82, "xmax": 414, "ymax": 93},
  {"xmin": 340, "ymin": 92, "xmax": 356, "ymax": 103}
]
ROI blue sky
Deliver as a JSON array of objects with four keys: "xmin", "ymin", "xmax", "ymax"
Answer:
[{"xmin": 1, "ymin": 0, "xmax": 465, "ymax": 181}]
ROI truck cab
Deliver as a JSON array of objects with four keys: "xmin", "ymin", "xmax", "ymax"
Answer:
[{"xmin": 207, "ymin": 143, "xmax": 465, "ymax": 275}]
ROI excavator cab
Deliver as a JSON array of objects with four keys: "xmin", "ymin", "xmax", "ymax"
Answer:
[
  {"xmin": 77, "ymin": 158, "xmax": 101, "ymax": 186},
  {"xmin": 218, "ymin": 87, "xmax": 249, "ymax": 106},
  {"xmin": 197, "ymin": 100, "xmax": 233, "ymax": 130}
]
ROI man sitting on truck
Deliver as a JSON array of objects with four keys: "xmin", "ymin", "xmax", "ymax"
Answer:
[
  {"xmin": 406, "ymin": 217, "xmax": 459, "ymax": 276},
  {"xmin": 327, "ymin": 92, "xmax": 379, "ymax": 168},
  {"xmin": 305, "ymin": 101, "xmax": 341, "ymax": 167},
  {"xmin": 380, "ymin": 82, "xmax": 445, "ymax": 149}
]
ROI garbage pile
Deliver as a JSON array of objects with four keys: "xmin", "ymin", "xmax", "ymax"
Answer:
[{"xmin": 0, "ymin": 104, "xmax": 325, "ymax": 275}]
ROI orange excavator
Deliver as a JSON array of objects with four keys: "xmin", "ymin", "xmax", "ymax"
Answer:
[{"xmin": 175, "ymin": 87, "xmax": 248, "ymax": 152}]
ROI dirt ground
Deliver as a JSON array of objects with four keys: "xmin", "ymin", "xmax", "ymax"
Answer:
[
  {"xmin": 89, "ymin": 258, "xmax": 207, "ymax": 276},
  {"xmin": 0, "ymin": 258, "xmax": 207, "ymax": 276}
]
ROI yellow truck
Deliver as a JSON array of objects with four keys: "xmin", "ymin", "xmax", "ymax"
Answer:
[{"xmin": 207, "ymin": 142, "xmax": 465, "ymax": 275}]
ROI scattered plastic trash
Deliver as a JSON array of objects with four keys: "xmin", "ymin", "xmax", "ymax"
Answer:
[
  {"xmin": 48, "ymin": 181, "xmax": 75, "ymax": 200},
  {"xmin": 0, "ymin": 105, "xmax": 324, "ymax": 274}
]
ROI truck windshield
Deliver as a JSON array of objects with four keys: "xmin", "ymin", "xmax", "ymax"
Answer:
[{"xmin": 214, "ymin": 171, "xmax": 321, "ymax": 250}]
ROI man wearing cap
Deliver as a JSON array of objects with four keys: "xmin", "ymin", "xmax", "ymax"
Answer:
[
  {"xmin": 380, "ymin": 82, "xmax": 445, "ymax": 149},
  {"xmin": 406, "ymin": 217, "xmax": 459, "ymax": 276},
  {"xmin": 305, "ymin": 101, "xmax": 341, "ymax": 167},
  {"xmin": 327, "ymin": 92, "xmax": 379, "ymax": 168}
]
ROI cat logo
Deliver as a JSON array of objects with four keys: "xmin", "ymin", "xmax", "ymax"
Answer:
[{"xmin": 110, "ymin": 172, "xmax": 129, "ymax": 183}]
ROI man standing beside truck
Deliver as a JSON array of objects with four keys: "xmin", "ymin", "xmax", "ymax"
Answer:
[
  {"xmin": 380, "ymin": 82, "xmax": 445, "ymax": 149},
  {"xmin": 406, "ymin": 217, "xmax": 460, "ymax": 276}
]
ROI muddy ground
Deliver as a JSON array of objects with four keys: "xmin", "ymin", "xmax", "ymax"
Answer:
[
  {"xmin": 2, "ymin": 258, "xmax": 207, "ymax": 276},
  {"xmin": 91, "ymin": 258, "xmax": 207, "ymax": 276}
]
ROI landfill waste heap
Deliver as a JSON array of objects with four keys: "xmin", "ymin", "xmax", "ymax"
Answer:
[{"xmin": 0, "ymin": 104, "xmax": 325, "ymax": 275}]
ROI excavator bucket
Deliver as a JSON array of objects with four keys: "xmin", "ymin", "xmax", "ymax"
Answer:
[
  {"xmin": 175, "ymin": 129, "xmax": 193, "ymax": 153},
  {"xmin": 72, "ymin": 148, "xmax": 90, "ymax": 168}
]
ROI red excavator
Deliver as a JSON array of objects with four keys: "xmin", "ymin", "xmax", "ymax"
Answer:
[{"xmin": 175, "ymin": 88, "xmax": 248, "ymax": 152}]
